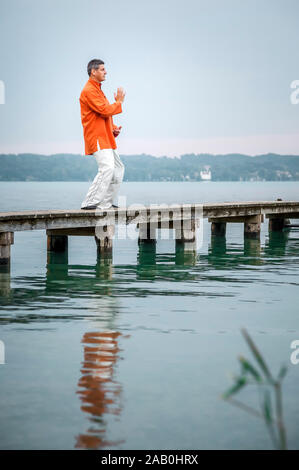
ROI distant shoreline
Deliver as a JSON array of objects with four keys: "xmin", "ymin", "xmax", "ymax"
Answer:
[{"xmin": 0, "ymin": 153, "xmax": 299, "ymax": 182}]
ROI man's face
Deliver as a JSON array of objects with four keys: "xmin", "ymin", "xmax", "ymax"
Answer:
[{"xmin": 91, "ymin": 64, "xmax": 106, "ymax": 82}]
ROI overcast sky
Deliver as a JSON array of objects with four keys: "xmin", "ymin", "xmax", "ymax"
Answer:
[{"xmin": 0, "ymin": 0, "xmax": 298, "ymax": 156}]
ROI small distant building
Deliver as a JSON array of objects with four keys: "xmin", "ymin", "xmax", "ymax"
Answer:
[{"xmin": 200, "ymin": 165, "xmax": 212, "ymax": 181}]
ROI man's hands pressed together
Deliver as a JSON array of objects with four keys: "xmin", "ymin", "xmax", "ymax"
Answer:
[
  {"xmin": 113, "ymin": 87, "xmax": 125, "ymax": 137},
  {"xmin": 114, "ymin": 86, "xmax": 125, "ymax": 104}
]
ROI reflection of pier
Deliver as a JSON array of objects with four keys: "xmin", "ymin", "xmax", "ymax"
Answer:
[
  {"xmin": 0, "ymin": 200, "xmax": 298, "ymax": 270},
  {"xmin": 0, "ymin": 230, "xmax": 296, "ymax": 302},
  {"xmin": 0, "ymin": 231, "xmax": 297, "ymax": 316},
  {"xmin": 207, "ymin": 230, "xmax": 293, "ymax": 268},
  {"xmin": 0, "ymin": 270, "xmax": 11, "ymax": 299},
  {"xmin": 75, "ymin": 330, "xmax": 123, "ymax": 449}
]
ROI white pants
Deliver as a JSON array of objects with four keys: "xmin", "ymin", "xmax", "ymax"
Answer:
[{"xmin": 81, "ymin": 148, "xmax": 125, "ymax": 209}]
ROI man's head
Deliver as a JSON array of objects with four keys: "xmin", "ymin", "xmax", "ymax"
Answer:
[{"xmin": 87, "ymin": 59, "xmax": 106, "ymax": 83}]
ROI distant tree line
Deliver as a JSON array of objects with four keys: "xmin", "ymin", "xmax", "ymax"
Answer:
[{"xmin": 0, "ymin": 153, "xmax": 298, "ymax": 181}]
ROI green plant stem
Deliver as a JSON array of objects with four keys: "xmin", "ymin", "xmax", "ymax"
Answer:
[
  {"xmin": 225, "ymin": 397, "xmax": 263, "ymax": 419},
  {"xmin": 275, "ymin": 382, "xmax": 287, "ymax": 450},
  {"xmin": 241, "ymin": 328, "xmax": 273, "ymax": 382},
  {"xmin": 257, "ymin": 387, "xmax": 279, "ymax": 450}
]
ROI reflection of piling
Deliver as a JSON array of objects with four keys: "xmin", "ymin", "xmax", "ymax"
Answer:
[
  {"xmin": 137, "ymin": 242, "xmax": 157, "ymax": 265},
  {"xmin": 75, "ymin": 331, "xmax": 123, "ymax": 449},
  {"xmin": 47, "ymin": 250, "xmax": 69, "ymax": 266},
  {"xmin": 243, "ymin": 238, "xmax": 263, "ymax": 265},
  {"xmin": 265, "ymin": 231, "xmax": 289, "ymax": 257},
  {"xmin": 175, "ymin": 244, "xmax": 197, "ymax": 265},
  {"xmin": 95, "ymin": 255, "xmax": 113, "ymax": 281},
  {"xmin": 210, "ymin": 234, "xmax": 227, "ymax": 255},
  {"xmin": 46, "ymin": 260, "xmax": 69, "ymax": 283},
  {"xmin": 136, "ymin": 242, "xmax": 157, "ymax": 279},
  {"xmin": 0, "ymin": 269, "xmax": 11, "ymax": 298}
]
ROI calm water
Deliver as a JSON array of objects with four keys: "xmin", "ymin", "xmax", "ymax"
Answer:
[{"xmin": 0, "ymin": 181, "xmax": 299, "ymax": 450}]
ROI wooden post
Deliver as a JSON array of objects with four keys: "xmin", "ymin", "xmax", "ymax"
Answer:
[
  {"xmin": 283, "ymin": 218, "xmax": 292, "ymax": 230},
  {"xmin": 138, "ymin": 223, "xmax": 157, "ymax": 245},
  {"xmin": 175, "ymin": 219, "xmax": 198, "ymax": 252},
  {"xmin": 0, "ymin": 232, "xmax": 14, "ymax": 268},
  {"xmin": 47, "ymin": 233, "xmax": 68, "ymax": 253},
  {"xmin": 94, "ymin": 224, "xmax": 114, "ymax": 256},
  {"xmin": 211, "ymin": 221, "xmax": 226, "ymax": 237},
  {"xmin": 268, "ymin": 198, "xmax": 290, "ymax": 232},
  {"xmin": 244, "ymin": 214, "xmax": 263, "ymax": 239},
  {"xmin": 268, "ymin": 217, "xmax": 289, "ymax": 232},
  {"xmin": 46, "ymin": 231, "xmax": 68, "ymax": 265}
]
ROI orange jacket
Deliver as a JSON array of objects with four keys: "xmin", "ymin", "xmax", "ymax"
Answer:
[{"xmin": 79, "ymin": 77, "xmax": 122, "ymax": 155}]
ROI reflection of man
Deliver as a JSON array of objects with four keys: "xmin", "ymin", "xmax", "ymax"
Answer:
[
  {"xmin": 75, "ymin": 330, "xmax": 123, "ymax": 449},
  {"xmin": 80, "ymin": 59, "xmax": 126, "ymax": 210}
]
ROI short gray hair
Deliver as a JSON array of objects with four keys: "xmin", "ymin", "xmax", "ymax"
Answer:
[{"xmin": 87, "ymin": 59, "xmax": 104, "ymax": 76}]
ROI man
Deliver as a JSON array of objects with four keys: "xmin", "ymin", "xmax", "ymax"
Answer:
[{"xmin": 79, "ymin": 59, "xmax": 126, "ymax": 210}]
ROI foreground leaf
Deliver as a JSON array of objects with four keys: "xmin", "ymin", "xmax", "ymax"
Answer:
[
  {"xmin": 239, "ymin": 356, "xmax": 262, "ymax": 383},
  {"xmin": 222, "ymin": 376, "xmax": 247, "ymax": 399}
]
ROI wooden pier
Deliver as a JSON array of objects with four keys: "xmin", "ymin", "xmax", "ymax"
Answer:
[{"xmin": 0, "ymin": 200, "xmax": 298, "ymax": 270}]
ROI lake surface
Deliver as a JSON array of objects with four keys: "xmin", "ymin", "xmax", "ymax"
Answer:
[{"xmin": 0, "ymin": 181, "xmax": 299, "ymax": 450}]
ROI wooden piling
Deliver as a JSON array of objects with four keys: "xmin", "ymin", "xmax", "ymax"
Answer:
[
  {"xmin": 211, "ymin": 221, "xmax": 226, "ymax": 237},
  {"xmin": 138, "ymin": 222, "xmax": 157, "ymax": 245},
  {"xmin": 47, "ymin": 233, "xmax": 68, "ymax": 253},
  {"xmin": 244, "ymin": 214, "xmax": 263, "ymax": 239},
  {"xmin": 175, "ymin": 219, "xmax": 198, "ymax": 252},
  {"xmin": 268, "ymin": 217, "xmax": 288, "ymax": 232},
  {"xmin": 0, "ymin": 232, "xmax": 14, "ymax": 267},
  {"xmin": 46, "ymin": 231, "xmax": 68, "ymax": 265},
  {"xmin": 94, "ymin": 225, "xmax": 114, "ymax": 256}
]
